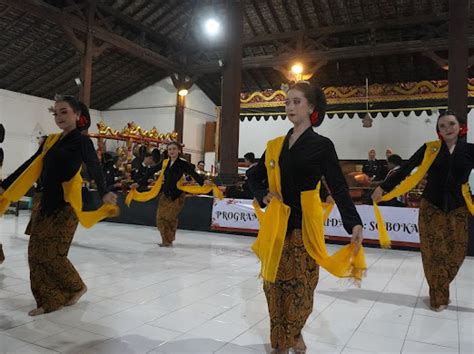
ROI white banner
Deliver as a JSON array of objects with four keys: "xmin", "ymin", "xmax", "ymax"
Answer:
[
  {"xmin": 325, "ymin": 205, "xmax": 419, "ymax": 244},
  {"xmin": 211, "ymin": 198, "xmax": 260, "ymax": 232},
  {"xmin": 211, "ymin": 199, "xmax": 420, "ymax": 245}
]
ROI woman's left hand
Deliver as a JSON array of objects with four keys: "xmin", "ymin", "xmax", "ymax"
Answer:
[
  {"xmin": 102, "ymin": 192, "xmax": 117, "ymax": 205},
  {"xmin": 351, "ymin": 225, "xmax": 363, "ymax": 256},
  {"xmin": 325, "ymin": 195, "xmax": 335, "ymax": 204}
]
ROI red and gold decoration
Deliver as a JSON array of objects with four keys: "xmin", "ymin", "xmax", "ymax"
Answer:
[
  {"xmin": 89, "ymin": 121, "xmax": 179, "ymax": 165},
  {"xmin": 240, "ymin": 79, "xmax": 474, "ymax": 108}
]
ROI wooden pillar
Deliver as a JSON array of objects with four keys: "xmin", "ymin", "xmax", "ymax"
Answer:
[
  {"xmin": 175, "ymin": 93, "xmax": 185, "ymax": 144},
  {"xmin": 448, "ymin": 0, "xmax": 469, "ymax": 122},
  {"xmin": 218, "ymin": 0, "xmax": 242, "ymax": 184},
  {"xmin": 171, "ymin": 73, "xmax": 194, "ymax": 144},
  {"xmin": 79, "ymin": 0, "xmax": 97, "ymax": 107}
]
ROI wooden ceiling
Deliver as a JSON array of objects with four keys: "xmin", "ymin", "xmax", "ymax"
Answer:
[{"xmin": 0, "ymin": 0, "xmax": 473, "ymax": 109}]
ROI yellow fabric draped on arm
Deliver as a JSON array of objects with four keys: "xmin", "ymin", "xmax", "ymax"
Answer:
[
  {"xmin": 125, "ymin": 159, "xmax": 223, "ymax": 206},
  {"xmin": 125, "ymin": 159, "xmax": 169, "ymax": 206},
  {"xmin": 251, "ymin": 136, "xmax": 366, "ymax": 283},
  {"xmin": 373, "ymin": 139, "xmax": 474, "ymax": 248},
  {"xmin": 0, "ymin": 134, "xmax": 119, "ymax": 228},
  {"xmin": 62, "ymin": 169, "xmax": 119, "ymax": 228},
  {"xmin": 0, "ymin": 134, "xmax": 61, "ymax": 216},
  {"xmin": 176, "ymin": 180, "xmax": 224, "ymax": 200}
]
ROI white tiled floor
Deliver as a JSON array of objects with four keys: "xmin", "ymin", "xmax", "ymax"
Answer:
[{"xmin": 1, "ymin": 213, "xmax": 473, "ymax": 353}]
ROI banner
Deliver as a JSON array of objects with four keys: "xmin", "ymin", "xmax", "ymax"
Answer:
[
  {"xmin": 325, "ymin": 204, "xmax": 419, "ymax": 245},
  {"xmin": 211, "ymin": 199, "xmax": 420, "ymax": 245},
  {"xmin": 211, "ymin": 198, "xmax": 260, "ymax": 232}
]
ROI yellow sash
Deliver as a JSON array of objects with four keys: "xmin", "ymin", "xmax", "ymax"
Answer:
[
  {"xmin": 125, "ymin": 158, "xmax": 223, "ymax": 206},
  {"xmin": 373, "ymin": 139, "xmax": 474, "ymax": 247},
  {"xmin": 125, "ymin": 159, "xmax": 169, "ymax": 206},
  {"xmin": 251, "ymin": 136, "xmax": 367, "ymax": 283},
  {"xmin": 0, "ymin": 134, "xmax": 119, "ymax": 228}
]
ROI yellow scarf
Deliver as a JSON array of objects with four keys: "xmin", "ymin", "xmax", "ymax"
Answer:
[
  {"xmin": 125, "ymin": 158, "xmax": 223, "ymax": 206},
  {"xmin": 0, "ymin": 134, "xmax": 119, "ymax": 228},
  {"xmin": 252, "ymin": 136, "xmax": 367, "ymax": 283},
  {"xmin": 373, "ymin": 139, "xmax": 474, "ymax": 247}
]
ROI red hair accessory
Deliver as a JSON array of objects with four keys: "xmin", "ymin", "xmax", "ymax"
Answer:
[
  {"xmin": 77, "ymin": 114, "xmax": 89, "ymax": 129},
  {"xmin": 459, "ymin": 123, "xmax": 468, "ymax": 137},
  {"xmin": 310, "ymin": 110, "xmax": 319, "ymax": 125}
]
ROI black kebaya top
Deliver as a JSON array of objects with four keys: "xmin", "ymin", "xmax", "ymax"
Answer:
[
  {"xmin": 380, "ymin": 139, "xmax": 474, "ymax": 212},
  {"xmin": 1, "ymin": 129, "xmax": 107, "ymax": 215},
  {"xmin": 247, "ymin": 127, "xmax": 362, "ymax": 234}
]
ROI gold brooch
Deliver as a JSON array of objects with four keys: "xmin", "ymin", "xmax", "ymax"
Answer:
[{"xmin": 269, "ymin": 159, "xmax": 275, "ymax": 168}]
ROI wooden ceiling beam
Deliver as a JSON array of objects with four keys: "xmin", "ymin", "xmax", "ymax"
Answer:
[
  {"xmin": 241, "ymin": 12, "xmax": 453, "ymax": 46},
  {"xmin": 243, "ymin": 4, "xmax": 258, "ymax": 36},
  {"xmin": 252, "ymin": 0, "xmax": 271, "ymax": 34},
  {"xmin": 265, "ymin": 0, "xmax": 284, "ymax": 33},
  {"xmin": 96, "ymin": 2, "xmax": 178, "ymax": 49},
  {"xmin": 21, "ymin": 55, "xmax": 80, "ymax": 94},
  {"xmin": 190, "ymin": 36, "xmax": 474, "ymax": 73},
  {"xmin": 0, "ymin": 0, "xmax": 181, "ymax": 73},
  {"xmin": 280, "ymin": 0, "xmax": 298, "ymax": 31}
]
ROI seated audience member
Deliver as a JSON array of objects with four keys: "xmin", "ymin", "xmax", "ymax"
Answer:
[
  {"xmin": 196, "ymin": 160, "xmax": 207, "ymax": 175},
  {"xmin": 131, "ymin": 152, "xmax": 154, "ymax": 191},
  {"xmin": 105, "ymin": 156, "xmax": 125, "ymax": 191},
  {"xmin": 362, "ymin": 148, "xmax": 384, "ymax": 182},
  {"xmin": 379, "ymin": 154, "xmax": 406, "ymax": 207}
]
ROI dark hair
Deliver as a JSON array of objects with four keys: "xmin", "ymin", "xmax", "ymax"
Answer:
[
  {"xmin": 387, "ymin": 154, "xmax": 402, "ymax": 166},
  {"xmin": 167, "ymin": 141, "xmax": 181, "ymax": 149},
  {"xmin": 54, "ymin": 94, "xmax": 90, "ymax": 131},
  {"xmin": 244, "ymin": 152, "xmax": 255, "ymax": 163},
  {"xmin": 144, "ymin": 152, "xmax": 153, "ymax": 158},
  {"xmin": 151, "ymin": 148, "xmax": 161, "ymax": 163},
  {"xmin": 288, "ymin": 82, "xmax": 327, "ymax": 127},
  {"xmin": 197, "ymin": 160, "xmax": 205, "ymax": 165}
]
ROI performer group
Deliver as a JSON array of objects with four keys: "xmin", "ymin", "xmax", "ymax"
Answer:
[{"xmin": 0, "ymin": 83, "xmax": 473, "ymax": 354}]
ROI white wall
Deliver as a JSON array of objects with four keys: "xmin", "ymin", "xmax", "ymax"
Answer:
[
  {"xmin": 101, "ymin": 77, "xmax": 216, "ymax": 164},
  {"xmin": 239, "ymin": 110, "xmax": 474, "ymax": 160},
  {"xmin": 0, "ymin": 89, "xmax": 102, "ymax": 176},
  {"xmin": 182, "ymin": 85, "xmax": 216, "ymax": 163}
]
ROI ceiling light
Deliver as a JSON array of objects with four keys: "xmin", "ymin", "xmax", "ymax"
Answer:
[
  {"xmin": 204, "ymin": 18, "xmax": 220, "ymax": 36},
  {"xmin": 291, "ymin": 63, "xmax": 303, "ymax": 75}
]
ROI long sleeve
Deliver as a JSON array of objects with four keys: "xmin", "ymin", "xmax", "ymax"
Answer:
[
  {"xmin": 144, "ymin": 161, "xmax": 163, "ymax": 181},
  {"xmin": 0, "ymin": 140, "xmax": 45, "ymax": 190},
  {"xmin": 81, "ymin": 136, "xmax": 107, "ymax": 197},
  {"xmin": 321, "ymin": 140, "xmax": 362, "ymax": 234},
  {"xmin": 183, "ymin": 161, "xmax": 204, "ymax": 186},
  {"xmin": 380, "ymin": 145, "xmax": 425, "ymax": 192},
  {"xmin": 246, "ymin": 152, "xmax": 269, "ymax": 207}
]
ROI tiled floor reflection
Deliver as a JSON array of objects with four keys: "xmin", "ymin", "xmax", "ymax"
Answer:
[{"xmin": 0, "ymin": 213, "xmax": 472, "ymax": 353}]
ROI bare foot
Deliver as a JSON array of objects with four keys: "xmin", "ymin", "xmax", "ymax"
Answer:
[
  {"xmin": 431, "ymin": 304, "xmax": 448, "ymax": 312},
  {"xmin": 293, "ymin": 334, "xmax": 307, "ymax": 354},
  {"xmin": 28, "ymin": 307, "xmax": 45, "ymax": 316},
  {"xmin": 65, "ymin": 286, "xmax": 87, "ymax": 306}
]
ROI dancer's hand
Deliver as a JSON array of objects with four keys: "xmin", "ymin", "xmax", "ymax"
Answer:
[
  {"xmin": 351, "ymin": 225, "xmax": 363, "ymax": 256},
  {"xmin": 371, "ymin": 186, "xmax": 384, "ymax": 203},
  {"xmin": 102, "ymin": 192, "xmax": 117, "ymax": 205},
  {"xmin": 263, "ymin": 192, "xmax": 282, "ymax": 205},
  {"xmin": 130, "ymin": 183, "xmax": 139, "ymax": 190},
  {"xmin": 325, "ymin": 195, "xmax": 335, "ymax": 204}
]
